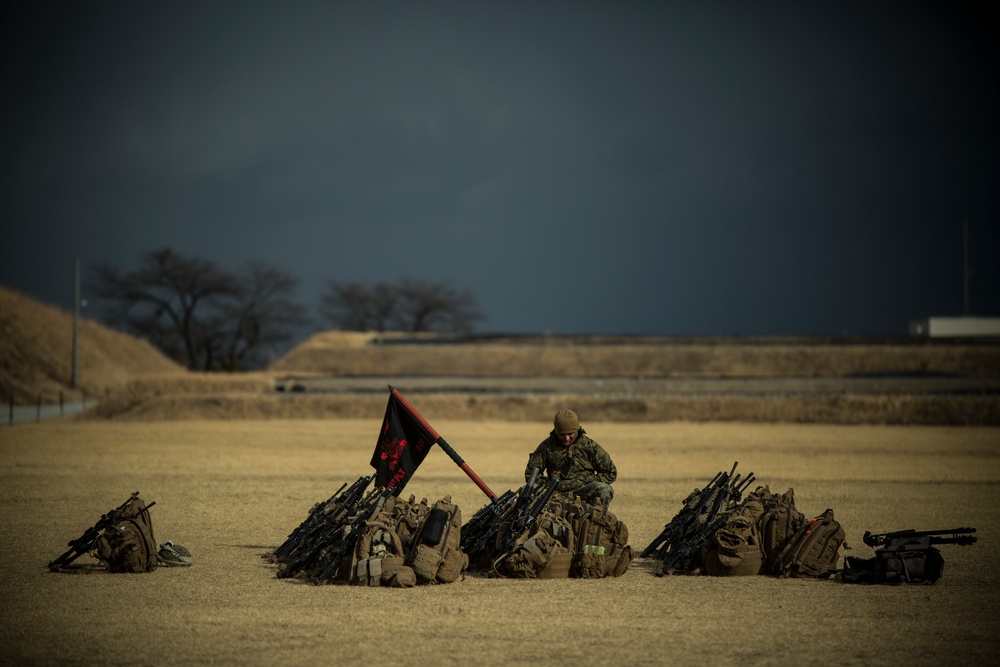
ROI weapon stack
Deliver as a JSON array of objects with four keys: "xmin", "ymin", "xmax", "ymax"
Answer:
[
  {"xmin": 268, "ymin": 475, "xmax": 394, "ymax": 584},
  {"xmin": 639, "ymin": 462, "xmax": 755, "ymax": 575},
  {"xmin": 461, "ymin": 468, "xmax": 560, "ymax": 570}
]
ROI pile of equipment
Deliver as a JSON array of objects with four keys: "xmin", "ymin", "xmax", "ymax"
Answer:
[
  {"xmin": 462, "ymin": 467, "xmax": 633, "ymax": 579},
  {"xmin": 48, "ymin": 491, "xmax": 191, "ymax": 573},
  {"xmin": 266, "ymin": 476, "xmax": 468, "ymax": 587}
]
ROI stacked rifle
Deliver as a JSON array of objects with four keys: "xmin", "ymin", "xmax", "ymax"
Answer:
[
  {"xmin": 269, "ymin": 475, "xmax": 393, "ymax": 584},
  {"xmin": 640, "ymin": 462, "xmax": 755, "ymax": 575},
  {"xmin": 461, "ymin": 467, "xmax": 560, "ymax": 570}
]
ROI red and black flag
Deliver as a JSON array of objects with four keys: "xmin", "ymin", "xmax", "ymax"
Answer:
[
  {"xmin": 370, "ymin": 389, "xmax": 436, "ymax": 492},
  {"xmin": 371, "ymin": 386, "xmax": 499, "ymax": 501}
]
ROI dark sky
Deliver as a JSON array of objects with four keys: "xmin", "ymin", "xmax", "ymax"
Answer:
[{"xmin": 2, "ymin": 1, "xmax": 998, "ymax": 336}]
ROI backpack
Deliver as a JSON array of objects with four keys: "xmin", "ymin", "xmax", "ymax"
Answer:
[
  {"xmin": 94, "ymin": 495, "xmax": 158, "ymax": 573},
  {"xmin": 392, "ymin": 494, "xmax": 430, "ymax": 553},
  {"xmin": 408, "ymin": 496, "xmax": 468, "ymax": 584},
  {"xmin": 841, "ymin": 537, "xmax": 945, "ymax": 585},
  {"xmin": 353, "ymin": 511, "xmax": 416, "ymax": 588},
  {"xmin": 702, "ymin": 512, "xmax": 763, "ymax": 576},
  {"xmin": 754, "ymin": 487, "xmax": 806, "ymax": 574},
  {"xmin": 773, "ymin": 508, "xmax": 846, "ymax": 578},
  {"xmin": 493, "ymin": 508, "xmax": 575, "ymax": 579},
  {"xmin": 563, "ymin": 497, "xmax": 632, "ymax": 578}
]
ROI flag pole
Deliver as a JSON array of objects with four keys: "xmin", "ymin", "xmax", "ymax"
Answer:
[{"xmin": 389, "ymin": 385, "xmax": 498, "ymax": 502}]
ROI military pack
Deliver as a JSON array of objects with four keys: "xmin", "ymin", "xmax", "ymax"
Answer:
[
  {"xmin": 562, "ymin": 497, "xmax": 632, "ymax": 578},
  {"xmin": 773, "ymin": 508, "xmax": 847, "ymax": 578},
  {"xmin": 748, "ymin": 486, "xmax": 806, "ymax": 574},
  {"xmin": 492, "ymin": 508, "xmax": 575, "ymax": 578},
  {"xmin": 48, "ymin": 491, "xmax": 160, "ymax": 574},
  {"xmin": 702, "ymin": 511, "xmax": 763, "ymax": 577},
  {"xmin": 839, "ymin": 527, "xmax": 976, "ymax": 585},
  {"xmin": 408, "ymin": 496, "xmax": 469, "ymax": 584},
  {"xmin": 94, "ymin": 494, "xmax": 158, "ymax": 573}
]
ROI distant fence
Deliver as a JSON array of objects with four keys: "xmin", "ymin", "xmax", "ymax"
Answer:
[{"xmin": 6, "ymin": 391, "xmax": 90, "ymax": 426}]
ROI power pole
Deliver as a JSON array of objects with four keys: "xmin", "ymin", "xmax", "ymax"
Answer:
[
  {"xmin": 72, "ymin": 258, "xmax": 80, "ymax": 388},
  {"xmin": 963, "ymin": 219, "xmax": 970, "ymax": 317}
]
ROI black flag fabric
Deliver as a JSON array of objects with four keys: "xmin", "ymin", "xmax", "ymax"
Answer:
[{"xmin": 370, "ymin": 391, "xmax": 436, "ymax": 492}]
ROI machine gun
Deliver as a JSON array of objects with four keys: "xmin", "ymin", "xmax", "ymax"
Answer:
[
  {"xmin": 863, "ymin": 527, "xmax": 977, "ymax": 549},
  {"xmin": 841, "ymin": 527, "xmax": 977, "ymax": 585},
  {"xmin": 48, "ymin": 491, "xmax": 154, "ymax": 572}
]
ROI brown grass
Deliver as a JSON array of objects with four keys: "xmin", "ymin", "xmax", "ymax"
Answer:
[
  {"xmin": 2, "ymin": 419, "xmax": 997, "ymax": 666},
  {"xmin": 4, "ymin": 288, "xmax": 998, "ymax": 425},
  {"xmin": 0, "ymin": 285, "xmax": 182, "ymax": 403},
  {"xmin": 270, "ymin": 331, "xmax": 1000, "ymax": 378}
]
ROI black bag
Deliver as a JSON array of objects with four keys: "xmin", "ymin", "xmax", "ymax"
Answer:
[{"xmin": 841, "ymin": 537, "xmax": 945, "ymax": 584}]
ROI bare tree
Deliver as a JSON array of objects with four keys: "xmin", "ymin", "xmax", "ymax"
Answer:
[
  {"xmin": 92, "ymin": 248, "xmax": 307, "ymax": 370},
  {"xmin": 395, "ymin": 276, "xmax": 485, "ymax": 333},
  {"xmin": 213, "ymin": 262, "xmax": 310, "ymax": 370},
  {"xmin": 320, "ymin": 277, "xmax": 485, "ymax": 333}
]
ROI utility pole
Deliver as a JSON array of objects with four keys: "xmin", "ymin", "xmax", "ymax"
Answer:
[
  {"xmin": 72, "ymin": 258, "xmax": 80, "ymax": 388},
  {"xmin": 963, "ymin": 219, "xmax": 971, "ymax": 317}
]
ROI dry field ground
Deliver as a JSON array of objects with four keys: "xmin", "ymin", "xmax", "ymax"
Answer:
[{"xmin": 2, "ymin": 418, "xmax": 998, "ymax": 667}]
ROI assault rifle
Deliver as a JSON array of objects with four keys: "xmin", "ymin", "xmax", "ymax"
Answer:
[
  {"xmin": 493, "ymin": 472, "xmax": 561, "ymax": 567},
  {"xmin": 863, "ymin": 527, "xmax": 977, "ymax": 549},
  {"xmin": 461, "ymin": 468, "xmax": 542, "ymax": 567},
  {"xmin": 460, "ymin": 487, "xmax": 518, "ymax": 569},
  {"xmin": 641, "ymin": 462, "xmax": 755, "ymax": 561},
  {"xmin": 270, "ymin": 476, "xmax": 371, "ymax": 563},
  {"xmin": 657, "ymin": 510, "xmax": 731, "ymax": 575},
  {"xmin": 275, "ymin": 477, "xmax": 374, "ymax": 579},
  {"xmin": 310, "ymin": 486, "xmax": 394, "ymax": 585},
  {"xmin": 48, "ymin": 491, "xmax": 155, "ymax": 572}
]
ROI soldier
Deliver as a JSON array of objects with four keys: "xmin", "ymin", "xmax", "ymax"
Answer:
[{"xmin": 525, "ymin": 409, "xmax": 617, "ymax": 505}]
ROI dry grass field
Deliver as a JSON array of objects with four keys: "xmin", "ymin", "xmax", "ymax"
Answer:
[
  {"xmin": 3, "ymin": 287, "xmax": 999, "ymax": 665},
  {"xmin": 2, "ymin": 418, "xmax": 998, "ymax": 667}
]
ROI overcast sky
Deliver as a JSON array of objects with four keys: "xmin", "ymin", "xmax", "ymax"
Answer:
[{"xmin": 2, "ymin": 1, "xmax": 997, "ymax": 336}]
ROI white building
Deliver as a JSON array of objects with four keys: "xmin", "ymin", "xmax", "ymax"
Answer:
[{"xmin": 909, "ymin": 317, "xmax": 1000, "ymax": 337}]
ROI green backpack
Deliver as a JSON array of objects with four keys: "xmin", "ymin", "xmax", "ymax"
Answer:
[{"xmin": 94, "ymin": 495, "xmax": 158, "ymax": 573}]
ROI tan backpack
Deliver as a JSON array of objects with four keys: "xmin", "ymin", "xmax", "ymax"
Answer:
[
  {"xmin": 773, "ymin": 508, "xmax": 847, "ymax": 578},
  {"xmin": 702, "ymin": 512, "xmax": 763, "ymax": 576},
  {"xmin": 408, "ymin": 496, "xmax": 468, "ymax": 584},
  {"xmin": 492, "ymin": 508, "xmax": 575, "ymax": 578},
  {"xmin": 353, "ymin": 512, "xmax": 416, "ymax": 588},
  {"xmin": 94, "ymin": 495, "xmax": 158, "ymax": 573},
  {"xmin": 755, "ymin": 487, "xmax": 806, "ymax": 574},
  {"xmin": 563, "ymin": 497, "xmax": 632, "ymax": 578}
]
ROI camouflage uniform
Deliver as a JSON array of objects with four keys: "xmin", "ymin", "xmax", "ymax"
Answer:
[{"xmin": 525, "ymin": 428, "xmax": 617, "ymax": 505}]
